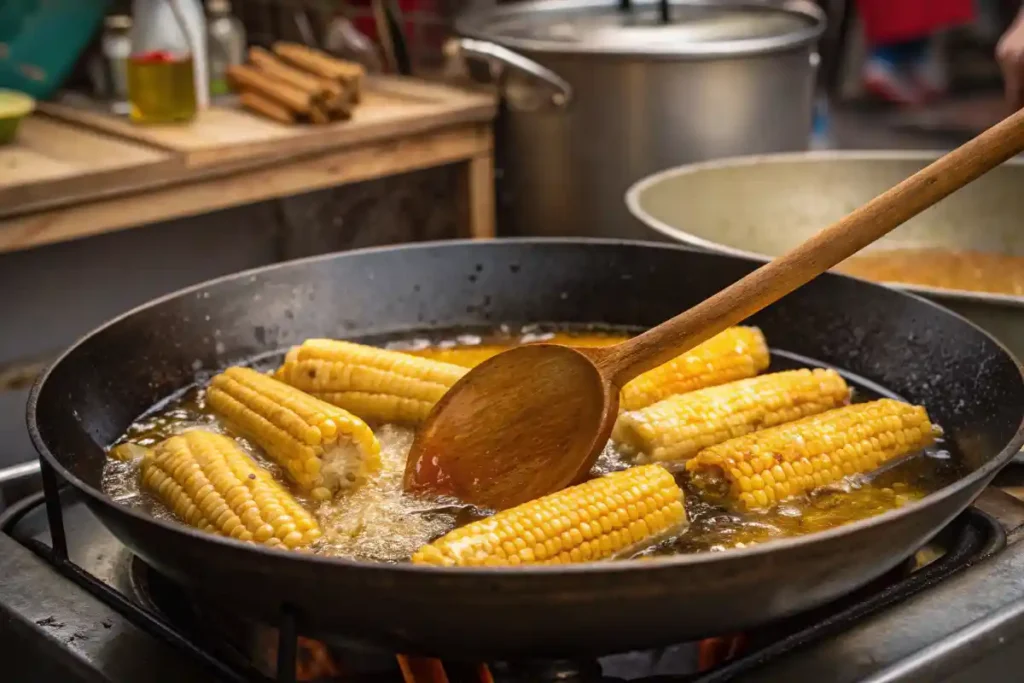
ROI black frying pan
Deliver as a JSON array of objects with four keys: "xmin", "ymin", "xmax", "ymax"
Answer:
[{"xmin": 26, "ymin": 240, "xmax": 1024, "ymax": 658}]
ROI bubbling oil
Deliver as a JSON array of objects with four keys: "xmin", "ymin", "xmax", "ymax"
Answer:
[{"xmin": 103, "ymin": 327, "xmax": 960, "ymax": 563}]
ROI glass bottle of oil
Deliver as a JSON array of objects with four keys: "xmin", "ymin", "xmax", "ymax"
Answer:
[{"xmin": 128, "ymin": 0, "xmax": 198, "ymax": 124}]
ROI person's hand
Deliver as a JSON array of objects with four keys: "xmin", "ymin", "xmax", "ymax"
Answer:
[{"xmin": 997, "ymin": 11, "xmax": 1024, "ymax": 108}]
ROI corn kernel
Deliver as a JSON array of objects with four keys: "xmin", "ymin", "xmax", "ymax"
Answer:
[
  {"xmin": 207, "ymin": 366, "xmax": 380, "ymax": 497},
  {"xmin": 274, "ymin": 338, "xmax": 468, "ymax": 424},
  {"xmin": 139, "ymin": 430, "xmax": 320, "ymax": 550},
  {"xmin": 411, "ymin": 465, "xmax": 687, "ymax": 567},
  {"xmin": 615, "ymin": 369, "xmax": 851, "ymax": 465},
  {"xmin": 686, "ymin": 399, "xmax": 938, "ymax": 511},
  {"xmin": 619, "ymin": 327, "xmax": 770, "ymax": 412}
]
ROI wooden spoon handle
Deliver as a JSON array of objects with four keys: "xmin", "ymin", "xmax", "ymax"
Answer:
[{"xmin": 598, "ymin": 107, "xmax": 1024, "ymax": 385}]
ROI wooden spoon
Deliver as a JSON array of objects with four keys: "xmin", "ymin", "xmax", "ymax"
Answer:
[{"xmin": 404, "ymin": 107, "xmax": 1024, "ymax": 510}]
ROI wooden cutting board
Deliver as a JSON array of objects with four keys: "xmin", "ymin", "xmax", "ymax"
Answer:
[
  {"xmin": 40, "ymin": 76, "xmax": 496, "ymax": 170},
  {"xmin": 0, "ymin": 116, "xmax": 177, "ymax": 217}
]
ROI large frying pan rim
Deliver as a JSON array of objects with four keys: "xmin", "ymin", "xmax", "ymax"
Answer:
[{"xmin": 26, "ymin": 238, "xmax": 1024, "ymax": 579}]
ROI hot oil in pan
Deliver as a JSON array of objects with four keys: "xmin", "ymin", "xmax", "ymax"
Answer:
[{"xmin": 101, "ymin": 326, "xmax": 962, "ymax": 563}]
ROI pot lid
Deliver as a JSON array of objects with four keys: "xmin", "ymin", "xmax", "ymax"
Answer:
[{"xmin": 456, "ymin": 0, "xmax": 825, "ymax": 58}]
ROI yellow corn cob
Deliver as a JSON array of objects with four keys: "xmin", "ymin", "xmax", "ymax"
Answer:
[
  {"xmin": 274, "ymin": 339, "xmax": 468, "ymax": 424},
  {"xmin": 206, "ymin": 366, "xmax": 381, "ymax": 501},
  {"xmin": 614, "ymin": 369, "xmax": 851, "ymax": 464},
  {"xmin": 140, "ymin": 430, "xmax": 321, "ymax": 550},
  {"xmin": 402, "ymin": 334, "xmax": 629, "ymax": 368},
  {"xmin": 620, "ymin": 327, "xmax": 770, "ymax": 412},
  {"xmin": 401, "ymin": 345, "xmax": 508, "ymax": 368},
  {"xmin": 411, "ymin": 464, "xmax": 687, "ymax": 567},
  {"xmin": 686, "ymin": 399, "xmax": 939, "ymax": 511}
]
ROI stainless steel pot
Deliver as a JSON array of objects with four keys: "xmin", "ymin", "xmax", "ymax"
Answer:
[
  {"xmin": 454, "ymin": 0, "xmax": 826, "ymax": 240},
  {"xmin": 626, "ymin": 151, "xmax": 1024, "ymax": 359}
]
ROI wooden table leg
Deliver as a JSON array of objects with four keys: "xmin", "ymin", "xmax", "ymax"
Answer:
[{"xmin": 458, "ymin": 152, "xmax": 496, "ymax": 239}]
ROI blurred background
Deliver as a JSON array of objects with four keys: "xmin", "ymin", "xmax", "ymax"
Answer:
[
  {"xmin": 37, "ymin": 0, "xmax": 1024, "ymax": 106},
  {"xmin": 57, "ymin": 0, "xmax": 1024, "ymax": 96}
]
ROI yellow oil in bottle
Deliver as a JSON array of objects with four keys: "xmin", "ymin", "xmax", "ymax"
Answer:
[{"xmin": 127, "ymin": 51, "xmax": 197, "ymax": 124}]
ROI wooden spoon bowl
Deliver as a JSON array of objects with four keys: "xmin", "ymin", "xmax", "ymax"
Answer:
[{"xmin": 405, "ymin": 344, "xmax": 612, "ymax": 508}]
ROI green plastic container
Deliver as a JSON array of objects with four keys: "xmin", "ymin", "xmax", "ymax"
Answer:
[
  {"xmin": 0, "ymin": 89, "xmax": 35, "ymax": 145},
  {"xmin": 0, "ymin": 0, "xmax": 111, "ymax": 100}
]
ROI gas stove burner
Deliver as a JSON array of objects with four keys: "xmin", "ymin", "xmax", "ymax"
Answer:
[
  {"xmin": 128, "ymin": 555, "xmax": 403, "ymax": 681},
  {"xmin": 490, "ymin": 659, "xmax": 605, "ymax": 682},
  {"xmin": 128, "ymin": 552, "xmax": 711, "ymax": 682},
  {"xmin": 0, "ymin": 483, "xmax": 1013, "ymax": 683},
  {"xmin": 127, "ymin": 556, "xmax": 254, "ymax": 672},
  {"xmin": 120, "ymin": 504, "xmax": 1003, "ymax": 683}
]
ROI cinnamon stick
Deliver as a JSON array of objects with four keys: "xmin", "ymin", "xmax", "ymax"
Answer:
[
  {"xmin": 330, "ymin": 105, "xmax": 353, "ymax": 122},
  {"xmin": 309, "ymin": 103, "xmax": 331, "ymax": 125},
  {"xmin": 239, "ymin": 90, "xmax": 296, "ymax": 124},
  {"xmin": 348, "ymin": 80, "xmax": 362, "ymax": 105},
  {"xmin": 272, "ymin": 42, "xmax": 366, "ymax": 91},
  {"xmin": 227, "ymin": 64, "xmax": 313, "ymax": 113},
  {"xmin": 324, "ymin": 90, "xmax": 354, "ymax": 118},
  {"xmin": 249, "ymin": 46, "xmax": 343, "ymax": 98}
]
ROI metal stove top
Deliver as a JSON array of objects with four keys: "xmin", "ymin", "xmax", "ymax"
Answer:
[{"xmin": 5, "ymin": 477, "xmax": 1024, "ymax": 683}]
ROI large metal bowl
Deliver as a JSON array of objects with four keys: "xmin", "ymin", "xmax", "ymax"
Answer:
[{"xmin": 626, "ymin": 151, "xmax": 1024, "ymax": 359}]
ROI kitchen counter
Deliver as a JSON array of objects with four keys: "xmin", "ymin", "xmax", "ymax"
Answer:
[{"xmin": 0, "ymin": 77, "xmax": 497, "ymax": 254}]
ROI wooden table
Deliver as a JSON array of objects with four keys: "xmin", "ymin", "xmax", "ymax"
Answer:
[{"xmin": 0, "ymin": 77, "xmax": 497, "ymax": 255}]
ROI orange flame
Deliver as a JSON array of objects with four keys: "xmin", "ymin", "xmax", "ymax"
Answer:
[
  {"xmin": 258, "ymin": 629, "xmax": 497, "ymax": 681},
  {"xmin": 397, "ymin": 655, "xmax": 449, "ymax": 683},
  {"xmin": 396, "ymin": 655, "xmax": 494, "ymax": 683},
  {"xmin": 296, "ymin": 636, "xmax": 341, "ymax": 681},
  {"xmin": 697, "ymin": 634, "xmax": 747, "ymax": 672},
  {"xmin": 476, "ymin": 662, "xmax": 496, "ymax": 683}
]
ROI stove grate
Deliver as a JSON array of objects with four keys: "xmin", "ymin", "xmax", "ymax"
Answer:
[{"xmin": 20, "ymin": 456, "xmax": 1007, "ymax": 683}]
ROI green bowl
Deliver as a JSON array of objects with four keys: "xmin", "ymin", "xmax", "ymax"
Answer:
[{"xmin": 0, "ymin": 89, "xmax": 36, "ymax": 145}]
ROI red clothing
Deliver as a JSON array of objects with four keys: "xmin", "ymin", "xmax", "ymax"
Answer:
[{"xmin": 857, "ymin": 0, "xmax": 975, "ymax": 44}]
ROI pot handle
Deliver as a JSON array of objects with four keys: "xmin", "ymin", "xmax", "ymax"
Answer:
[{"xmin": 456, "ymin": 37, "xmax": 572, "ymax": 109}]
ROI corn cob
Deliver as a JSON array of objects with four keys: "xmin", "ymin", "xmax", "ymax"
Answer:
[
  {"xmin": 620, "ymin": 327, "xmax": 770, "ymax": 412},
  {"xmin": 401, "ymin": 345, "xmax": 508, "ymax": 368},
  {"xmin": 614, "ymin": 369, "xmax": 851, "ymax": 464},
  {"xmin": 274, "ymin": 339, "xmax": 468, "ymax": 424},
  {"xmin": 686, "ymin": 399, "xmax": 939, "ymax": 511},
  {"xmin": 411, "ymin": 464, "xmax": 687, "ymax": 567},
  {"xmin": 206, "ymin": 366, "xmax": 381, "ymax": 501},
  {"xmin": 403, "ymin": 348, "xmax": 507, "ymax": 368},
  {"xmin": 402, "ymin": 334, "xmax": 629, "ymax": 368},
  {"xmin": 140, "ymin": 430, "xmax": 321, "ymax": 550}
]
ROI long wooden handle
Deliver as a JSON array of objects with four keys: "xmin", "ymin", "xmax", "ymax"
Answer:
[{"xmin": 598, "ymin": 106, "xmax": 1024, "ymax": 385}]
